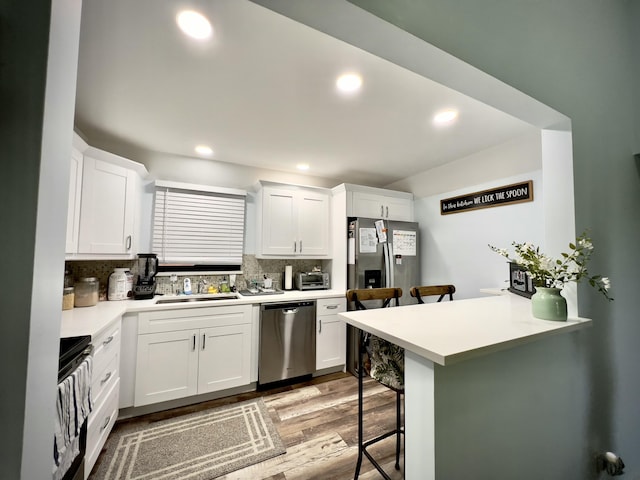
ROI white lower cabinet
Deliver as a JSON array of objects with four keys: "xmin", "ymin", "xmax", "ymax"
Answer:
[
  {"xmin": 85, "ymin": 319, "xmax": 121, "ymax": 479},
  {"xmin": 198, "ymin": 323, "xmax": 253, "ymax": 392},
  {"xmin": 86, "ymin": 379, "xmax": 119, "ymax": 479},
  {"xmin": 135, "ymin": 329, "xmax": 199, "ymax": 404},
  {"xmin": 316, "ymin": 297, "xmax": 347, "ymax": 370},
  {"xmin": 134, "ymin": 305, "xmax": 253, "ymax": 407}
]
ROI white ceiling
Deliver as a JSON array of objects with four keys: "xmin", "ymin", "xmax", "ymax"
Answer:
[{"xmin": 74, "ymin": 0, "xmax": 537, "ymax": 187}]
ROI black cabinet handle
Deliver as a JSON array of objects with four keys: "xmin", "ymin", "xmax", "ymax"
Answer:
[
  {"xmin": 101, "ymin": 371, "xmax": 112, "ymax": 385},
  {"xmin": 101, "ymin": 415, "xmax": 111, "ymax": 432}
]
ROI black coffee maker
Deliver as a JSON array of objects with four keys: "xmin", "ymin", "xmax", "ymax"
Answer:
[{"xmin": 133, "ymin": 253, "xmax": 159, "ymax": 299}]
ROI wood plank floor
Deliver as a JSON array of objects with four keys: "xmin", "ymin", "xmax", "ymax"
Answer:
[{"xmin": 93, "ymin": 372, "xmax": 404, "ymax": 479}]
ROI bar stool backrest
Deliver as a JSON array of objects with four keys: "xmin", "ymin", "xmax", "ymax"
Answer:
[
  {"xmin": 346, "ymin": 287, "xmax": 403, "ymax": 310},
  {"xmin": 409, "ymin": 284, "xmax": 456, "ymax": 304}
]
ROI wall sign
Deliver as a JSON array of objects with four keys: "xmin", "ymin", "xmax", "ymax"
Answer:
[{"xmin": 440, "ymin": 180, "xmax": 533, "ymax": 215}]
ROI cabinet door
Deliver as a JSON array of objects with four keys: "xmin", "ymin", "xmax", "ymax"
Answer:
[
  {"xmin": 85, "ymin": 378, "xmax": 119, "ymax": 480},
  {"xmin": 316, "ymin": 298, "xmax": 347, "ymax": 369},
  {"xmin": 135, "ymin": 330, "xmax": 198, "ymax": 406},
  {"xmin": 65, "ymin": 147, "xmax": 83, "ymax": 253},
  {"xmin": 297, "ymin": 190, "xmax": 330, "ymax": 256},
  {"xmin": 78, "ymin": 156, "xmax": 136, "ymax": 254},
  {"xmin": 351, "ymin": 191, "xmax": 388, "ymax": 219},
  {"xmin": 198, "ymin": 323, "xmax": 252, "ymax": 393},
  {"xmin": 261, "ymin": 187, "xmax": 297, "ymax": 255},
  {"xmin": 383, "ymin": 195, "xmax": 414, "ymax": 221},
  {"xmin": 351, "ymin": 191, "xmax": 413, "ymax": 221}
]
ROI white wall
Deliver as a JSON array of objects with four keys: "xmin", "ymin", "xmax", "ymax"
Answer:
[
  {"xmin": 415, "ymin": 170, "xmax": 544, "ymax": 299},
  {"xmin": 387, "ymin": 130, "xmax": 542, "ymax": 198}
]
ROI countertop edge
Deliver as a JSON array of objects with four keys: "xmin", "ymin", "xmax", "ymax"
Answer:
[
  {"xmin": 338, "ymin": 295, "xmax": 592, "ymax": 367},
  {"xmin": 61, "ymin": 289, "xmax": 346, "ymax": 338}
]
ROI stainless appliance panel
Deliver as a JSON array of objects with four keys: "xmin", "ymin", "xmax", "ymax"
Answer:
[{"xmin": 259, "ymin": 301, "xmax": 316, "ymax": 385}]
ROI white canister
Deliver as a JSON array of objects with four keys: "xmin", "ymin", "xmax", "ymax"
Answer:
[{"xmin": 108, "ymin": 268, "xmax": 133, "ymax": 301}]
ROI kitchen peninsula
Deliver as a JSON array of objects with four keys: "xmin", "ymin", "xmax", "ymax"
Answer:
[{"xmin": 338, "ymin": 293, "xmax": 591, "ymax": 480}]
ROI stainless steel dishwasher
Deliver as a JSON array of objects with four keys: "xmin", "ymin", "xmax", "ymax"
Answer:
[{"xmin": 259, "ymin": 300, "xmax": 316, "ymax": 385}]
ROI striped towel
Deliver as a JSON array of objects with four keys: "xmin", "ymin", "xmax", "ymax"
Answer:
[{"xmin": 53, "ymin": 356, "xmax": 93, "ymax": 480}]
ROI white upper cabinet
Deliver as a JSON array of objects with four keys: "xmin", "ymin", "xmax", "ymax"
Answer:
[
  {"xmin": 256, "ymin": 182, "xmax": 330, "ymax": 258},
  {"xmin": 343, "ymin": 184, "xmax": 414, "ymax": 221},
  {"xmin": 78, "ymin": 155, "xmax": 137, "ymax": 255},
  {"xmin": 66, "ymin": 133, "xmax": 148, "ymax": 258}
]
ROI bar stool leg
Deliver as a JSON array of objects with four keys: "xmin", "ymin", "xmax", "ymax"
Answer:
[
  {"xmin": 354, "ymin": 329, "xmax": 365, "ymax": 480},
  {"xmin": 395, "ymin": 390, "xmax": 401, "ymax": 470}
]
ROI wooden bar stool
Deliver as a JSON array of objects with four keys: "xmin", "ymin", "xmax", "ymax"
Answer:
[
  {"xmin": 346, "ymin": 287, "xmax": 404, "ymax": 480},
  {"xmin": 409, "ymin": 284, "xmax": 456, "ymax": 303}
]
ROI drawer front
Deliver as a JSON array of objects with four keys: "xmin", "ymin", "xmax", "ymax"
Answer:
[
  {"xmin": 91, "ymin": 350, "xmax": 119, "ymax": 405},
  {"xmin": 92, "ymin": 321, "xmax": 121, "ymax": 376},
  {"xmin": 316, "ymin": 297, "xmax": 346, "ymax": 316},
  {"xmin": 86, "ymin": 378, "xmax": 120, "ymax": 479},
  {"xmin": 138, "ymin": 304, "xmax": 252, "ymax": 334}
]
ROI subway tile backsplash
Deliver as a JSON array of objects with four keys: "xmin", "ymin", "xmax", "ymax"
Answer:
[{"xmin": 65, "ymin": 255, "xmax": 330, "ymax": 299}]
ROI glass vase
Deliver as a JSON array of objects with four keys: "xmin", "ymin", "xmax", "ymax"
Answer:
[{"xmin": 531, "ymin": 287, "xmax": 567, "ymax": 321}]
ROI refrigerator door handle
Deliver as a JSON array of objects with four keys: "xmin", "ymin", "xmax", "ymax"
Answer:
[
  {"xmin": 388, "ymin": 242, "xmax": 395, "ymax": 288},
  {"xmin": 383, "ymin": 243, "xmax": 392, "ymax": 287}
]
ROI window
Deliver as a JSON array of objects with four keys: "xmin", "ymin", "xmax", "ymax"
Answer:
[{"xmin": 152, "ymin": 180, "xmax": 246, "ymax": 271}]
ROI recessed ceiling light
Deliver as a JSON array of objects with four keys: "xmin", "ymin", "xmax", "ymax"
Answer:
[
  {"xmin": 176, "ymin": 10, "xmax": 212, "ymax": 40},
  {"xmin": 336, "ymin": 73, "xmax": 362, "ymax": 94},
  {"xmin": 434, "ymin": 110, "xmax": 459, "ymax": 125},
  {"xmin": 296, "ymin": 163, "xmax": 310, "ymax": 171},
  {"xmin": 195, "ymin": 145, "xmax": 213, "ymax": 156}
]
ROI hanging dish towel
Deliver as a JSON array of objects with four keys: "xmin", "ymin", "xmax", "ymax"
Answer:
[{"xmin": 53, "ymin": 356, "xmax": 93, "ymax": 480}]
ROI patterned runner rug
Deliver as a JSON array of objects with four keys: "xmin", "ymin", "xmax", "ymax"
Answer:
[{"xmin": 89, "ymin": 398, "xmax": 285, "ymax": 480}]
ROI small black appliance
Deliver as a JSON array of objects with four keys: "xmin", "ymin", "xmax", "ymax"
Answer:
[{"xmin": 133, "ymin": 253, "xmax": 159, "ymax": 299}]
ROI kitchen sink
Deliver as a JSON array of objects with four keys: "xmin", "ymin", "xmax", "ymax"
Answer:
[
  {"xmin": 238, "ymin": 288, "xmax": 284, "ymax": 296},
  {"xmin": 155, "ymin": 293, "xmax": 239, "ymax": 304}
]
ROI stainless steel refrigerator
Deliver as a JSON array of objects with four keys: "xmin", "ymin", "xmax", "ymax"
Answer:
[{"xmin": 346, "ymin": 217, "xmax": 420, "ymax": 374}]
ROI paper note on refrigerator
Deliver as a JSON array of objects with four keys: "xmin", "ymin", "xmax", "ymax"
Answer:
[
  {"xmin": 393, "ymin": 230, "xmax": 417, "ymax": 256},
  {"xmin": 359, "ymin": 228, "xmax": 378, "ymax": 253},
  {"xmin": 374, "ymin": 220, "xmax": 387, "ymax": 243}
]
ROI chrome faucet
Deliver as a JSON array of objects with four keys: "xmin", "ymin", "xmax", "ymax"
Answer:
[{"xmin": 198, "ymin": 278, "xmax": 208, "ymax": 294}]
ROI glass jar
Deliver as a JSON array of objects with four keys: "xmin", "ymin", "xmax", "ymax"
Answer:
[
  {"xmin": 62, "ymin": 287, "xmax": 75, "ymax": 310},
  {"xmin": 74, "ymin": 277, "xmax": 99, "ymax": 307},
  {"xmin": 64, "ymin": 270, "xmax": 73, "ymax": 288}
]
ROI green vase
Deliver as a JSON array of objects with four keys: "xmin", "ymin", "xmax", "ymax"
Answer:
[{"xmin": 531, "ymin": 287, "xmax": 567, "ymax": 321}]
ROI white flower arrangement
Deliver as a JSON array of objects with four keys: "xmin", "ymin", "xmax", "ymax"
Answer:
[{"xmin": 489, "ymin": 231, "xmax": 613, "ymax": 301}]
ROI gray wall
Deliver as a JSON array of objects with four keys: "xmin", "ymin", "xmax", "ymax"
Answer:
[
  {"xmin": 0, "ymin": 1, "xmax": 49, "ymax": 477},
  {"xmin": 348, "ymin": 0, "xmax": 640, "ymax": 478},
  {"xmin": 0, "ymin": 0, "xmax": 82, "ymax": 478}
]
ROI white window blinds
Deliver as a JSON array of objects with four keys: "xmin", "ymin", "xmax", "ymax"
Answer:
[{"xmin": 153, "ymin": 183, "xmax": 246, "ymax": 265}]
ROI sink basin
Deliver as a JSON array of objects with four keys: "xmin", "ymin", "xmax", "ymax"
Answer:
[
  {"xmin": 238, "ymin": 288, "xmax": 284, "ymax": 296},
  {"xmin": 155, "ymin": 293, "xmax": 239, "ymax": 304}
]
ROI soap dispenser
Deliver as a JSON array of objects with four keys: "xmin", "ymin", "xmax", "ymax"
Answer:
[{"xmin": 183, "ymin": 278, "xmax": 192, "ymax": 295}]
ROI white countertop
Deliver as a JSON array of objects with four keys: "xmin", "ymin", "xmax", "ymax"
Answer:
[
  {"xmin": 338, "ymin": 293, "xmax": 591, "ymax": 366},
  {"xmin": 60, "ymin": 289, "xmax": 345, "ymax": 338}
]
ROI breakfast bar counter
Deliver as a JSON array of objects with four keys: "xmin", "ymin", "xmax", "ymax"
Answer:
[{"xmin": 338, "ymin": 294, "xmax": 591, "ymax": 479}]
